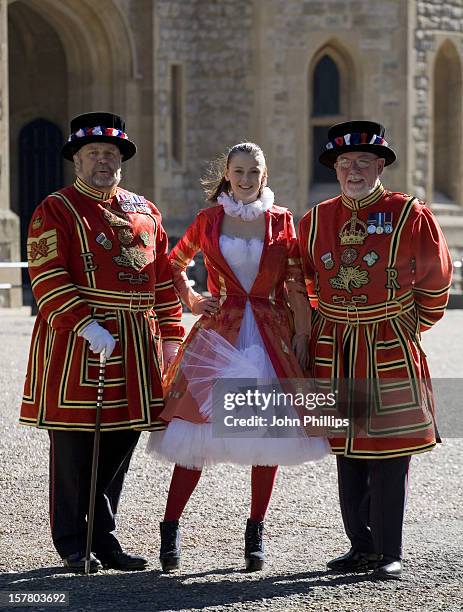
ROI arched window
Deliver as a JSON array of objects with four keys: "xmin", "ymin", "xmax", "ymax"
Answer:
[
  {"xmin": 312, "ymin": 55, "xmax": 340, "ymax": 185},
  {"xmin": 170, "ymin": 63, "xmax": 184, "ymax": 166},
  {"xmin": 433, "ymin": 41, "xmax": 462, "ymax": 205},
  {"xmin": 309, "ymin": 47, "xmax": 352, "ymax": 195},
  {"xmin": 313, "ymin": 55, "xmax": 340, "ymax": 117}
]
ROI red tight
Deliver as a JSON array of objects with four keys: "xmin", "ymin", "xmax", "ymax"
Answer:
[{"xmin": 164, "ymin": 464, "xmax": 278, "ymax": 522}]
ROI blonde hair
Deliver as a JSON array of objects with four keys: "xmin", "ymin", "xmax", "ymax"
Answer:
[{"xmin": 201, "ymin": 142, "xmax": 266, "ymax": 202}]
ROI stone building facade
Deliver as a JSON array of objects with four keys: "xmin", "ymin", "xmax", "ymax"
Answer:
[{"xmin": 1, "ymin": 0, "xmax": 463, "ymax": 304}]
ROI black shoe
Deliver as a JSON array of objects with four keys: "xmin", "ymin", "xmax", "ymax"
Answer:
[
  {"xmin": 159, "ymin": 520, "xmax": 181, "ymax": 572},
  {"xmin": 372, "ymin": 557, "xmax": 402, "ymax": 580},
  {"xmin": 62, "ymin": 552, "xmax": 102, "ymax": 573},
  {"xmin": 327, "ymin": 548, "xmax": 380, "ymax": 572},
  {"xmin": 244, "ymin": 519, "xmax": 265, "ymax": 571},
  {"xmin": 97, "ymin": 550, "xmax": 148, "ymax": 571}
]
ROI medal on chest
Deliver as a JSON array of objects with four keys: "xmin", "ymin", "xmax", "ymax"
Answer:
[
  {"xmin": 367, "ymin": 212, "xmax": 393, "ymax": 235},
  {"xmin": 116, "ymin": 191, "xmax": 151, "ymax": 214}
]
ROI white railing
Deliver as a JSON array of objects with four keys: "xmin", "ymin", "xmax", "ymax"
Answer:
[
  {"xmin": 0, "ymin": 262, "xmax": 27, "ymax": 290},
  {"xmin": 1, "ymin": 259, "xmax": 462, "ymax": 307}
]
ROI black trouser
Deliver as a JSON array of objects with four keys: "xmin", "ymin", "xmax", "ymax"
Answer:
[
  {"xmin": 48, "ymin": 429, "xmax": 140, "ymax": 558},
  {"xmin": 336, "ymin": 455, "xmax": 411, "ymax": 560}
]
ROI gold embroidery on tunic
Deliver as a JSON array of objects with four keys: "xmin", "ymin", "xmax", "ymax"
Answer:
[
  {"xmin": 332, "ymin": 294, "xmax": 368, "ymax": 306},
  {"xmin": 118, "ymin": 228, "xmax": 134, "ymax": 245},
  {"xmin": 81, "ymin": 251, "xmax": 98, "ymax": 273},
  {"xmin": 329, "ymin": 265, "xmax": 369, "ymax": 293},
  {"xmin": 118, "ymin": 272, "xmax": 150, "ymax": 284},
  {"xmin": 341, "ymin": 247, "xmax": 358, "ymax": 265},
  {"xmin": 27, "ymin": 229, "xmax": 58, "ymax": 266},
  {"xmin": 386, "ymin": 267, "xmax": 400, "ymax": 289},
  {"xmin": 103, "ymin": 208, "xmax": 131, "ymax": 227},
  {"xmin": 113, "ymin": 246, "xmax": 148, "ymax": 271},
  {"xmin": 339, "ymin": 212, "xmax": 368, "ymax": 245}
]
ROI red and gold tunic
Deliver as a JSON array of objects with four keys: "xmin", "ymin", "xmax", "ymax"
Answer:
[
  {"xmin": 160, "ymin": 203, "xmax": 306, "ymax": 423},
  {"xmin": 20, "ymin": 177, "xmax": 184, "ymax": 431},
  {"xmin": 298, "ymin": 182, "xmax": 452, "ymax": 458}
]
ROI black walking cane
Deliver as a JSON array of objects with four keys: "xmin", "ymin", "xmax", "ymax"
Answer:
[{"xmin": 85, "ymin": 349, "xmax": 107, "ymax": 575}]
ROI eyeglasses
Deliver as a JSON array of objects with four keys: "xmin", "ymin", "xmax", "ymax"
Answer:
[{"xmin": 335, "ymin": 157, "xmax": 377, "ymax": 170}]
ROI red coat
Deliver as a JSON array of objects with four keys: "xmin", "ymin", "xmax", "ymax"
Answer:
[
  {"xmin": 298, "ymin": 183, "xmax": 452, "ymax": 458},
  {"xmin": 20, "ymin": 177, "xmax": 184, "ymax": 431},
  {"xmin": 160, "ymin": 204, "xmax": 306, "ymax": 423}
]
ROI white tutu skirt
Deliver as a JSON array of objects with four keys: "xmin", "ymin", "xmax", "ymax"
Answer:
[
  {"xmin": 146, "ymin": 319, "xmax": 329, "ymax": 469},
  {"xmin": 146, "ymin": 419, "xmax": 329, "ymax": 469}
]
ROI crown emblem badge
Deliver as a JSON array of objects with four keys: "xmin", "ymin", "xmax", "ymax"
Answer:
[{"xmin": 339, "ymin": 212, "xmax": 368, "ymax": 245}]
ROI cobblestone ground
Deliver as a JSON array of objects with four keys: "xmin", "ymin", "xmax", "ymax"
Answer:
[{"xmin": 0, "ymin": 310, "xmax": 462, "ymax": 612}]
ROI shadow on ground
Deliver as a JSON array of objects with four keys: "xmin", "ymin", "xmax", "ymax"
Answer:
[{"xmin": 0, "ymin": 566, "xmax": 376, "ymax": 611}]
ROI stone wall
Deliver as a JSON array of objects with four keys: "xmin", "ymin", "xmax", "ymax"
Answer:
[
  {"xmin": 121, "ymin": 0, "xmax": 155, "ymax": 198},
  {"xmin": 254, "ymin": 0, "xmax": 408, "ymax": 216},
  {"xmin": 0, "ymin": 0, "xmax": 21, "ymax": 306},
  {"xmin": 411, "ymin": 0, "xmax": 463, "ymax": 202},
  {"xmin": 3, "ymin": 0, "xmax": 463, "ymax": 303},
  {"xmin": 410, "ymin": 0, "xmax": 463, "ymax": 254},
  {"xmin": 153, "ymin": 0, "xmax": 256, "ymax": 233}
]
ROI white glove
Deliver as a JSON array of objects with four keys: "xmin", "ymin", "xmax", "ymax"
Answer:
[
  {"xmin": 162, "ymin": 341, "xmax": 180, "ymax": 371},
  {"xmin": 79, "ymin": 321, "xmax": 116, "ymax": 358}
]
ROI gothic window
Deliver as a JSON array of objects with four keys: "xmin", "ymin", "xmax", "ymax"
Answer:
[
  {"xmin": 433, "ymin": 41, "xmax": 462, "ymax": 205},
  {"xmin": 170, "ymin": 64, "xmax": 184, "ymax": 166},
  {"xmin": 313, "ymin": 55, "xmax": 340, "ymax": 117},
  {"xmin": 310, "ymin": 51, "xmax": 347, "ymax": 187}
]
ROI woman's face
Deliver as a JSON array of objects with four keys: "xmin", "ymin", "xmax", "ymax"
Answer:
[{"xmin": 225, "ymin": 152, "xmax": 267, "ymax": 204}]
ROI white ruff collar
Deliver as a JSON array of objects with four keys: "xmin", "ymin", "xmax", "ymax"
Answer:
[{"xmin": 218, "ymin": 187, "xmax": 274, "ymax": 221}]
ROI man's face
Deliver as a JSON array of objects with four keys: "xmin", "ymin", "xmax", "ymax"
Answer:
[
  {"xmin": 74, "ymin": 142, "xmax": 122, "ymax": 189},
  {"xmin": 334, "ymin": 152, "xmax": 385, "ymax": 199}
]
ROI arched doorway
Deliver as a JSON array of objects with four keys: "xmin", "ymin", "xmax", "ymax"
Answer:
[
  {"xmin": 8, "ymin": 0, "xmax": 138, "ymax": 303},
  {"xmin": 9, "ymin": 0, "xmax": 69, "ymax": 305},
  {"xmin": 19, "ymin": 119, "xmax": 63, "ymax": 288}
]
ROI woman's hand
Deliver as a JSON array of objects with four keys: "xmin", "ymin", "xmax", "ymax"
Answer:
[
  {"xmin": 162, "ymin": 341, "xmax": 180, "ymax": 375},
  {"xmin": 292, "ymin": 333, "xmax": 310, "ymax": 371},
  {"xmin": 191, "ymin": 296, "xmax": 220, "ymax": 317}
]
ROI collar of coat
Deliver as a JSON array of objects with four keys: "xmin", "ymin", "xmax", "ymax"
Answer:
[
  {"xmin": 74, "ymin": 176, "xmax": 118, "ymax": 201},
  {"xmin": 341, "ymin": 181, "xmax": 385, "ymax": 210}
]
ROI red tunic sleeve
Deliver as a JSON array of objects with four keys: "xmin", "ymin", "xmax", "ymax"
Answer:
[
  {"xmin": 284, "ymin": 211, "xmax": 306, "ymax": 290},
  {"xmin": 297, "ymin": 208, "xmax": 319, "ymax": 308},
  {"xmin": 169, "ymin": 212, "xmax": 202, "ymax": 272},
  {"xmin": 411, "ymin": 203, "xmax": 453, "ymax": 331},
  {"xmin": 150, "ymin": 206, "xmax": 185, "ymax": 343},
  {"xmin": 26, "ymin": 195, "xmax": 94, "ymax": 334}
]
